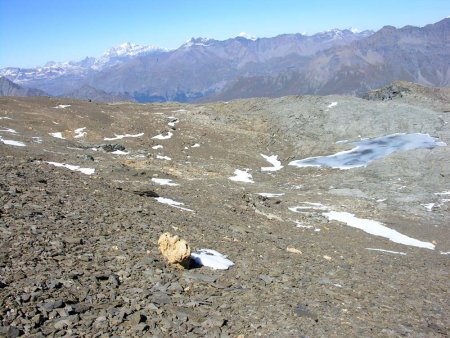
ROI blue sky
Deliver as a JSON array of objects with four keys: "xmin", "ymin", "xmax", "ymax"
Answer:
[{"xmin": 0, "ymin": 0, "xmax": 449, "ymax": 68}]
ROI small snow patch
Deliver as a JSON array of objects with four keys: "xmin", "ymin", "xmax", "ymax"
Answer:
[
  {"xmin": 151, "ymin": 178, "xmax": 179, "ymax": 186},
  {"xmin": 54, "ymin": 104, "xmax": 71, "ymax": 109},
  {"xmin": 260, "ymin": 154, "xmax": 283, "ymax": 172},
  {"xmin": 421, "ymin": 203, "xmax": 435, "ymax": 212},
  {"xmin": 74, "ymin": 127, "xmax": 86, "ymax": 138},
  {"xmin": 156, "ymin": 155, "xmax": 171, "ymax": 161},
  {"xmin": 0, "ymin": 128, "xmax": 17, "ymax": 134},
  {"xmin": 0, "ymin": 136, "xmax": 26, "ymax": 147},
  {"xmin": 154, "ymin": 197, "xmax": 193, "ymax": 212},
  {"xmin": 32, "ymin": 137, "xmax": 43, "ymax": 144},
  {"xmin": 327, "ymin": 102, "xmax": 338, "ymax": 108},
  {"xmin": 111, "ymin": 150, "xmax": 129, "ymax": 155},
  {"xmin": 46, "ymin": 161, "xmax": 95, "ymax": 175},
  {"xmin": 104, "ymin": 133, "xmax": 144, "ymax": 141},
  {"xmin": 152, "ymin": 132, "xmax": 173, "ymax": 140},
  {"xmin": 49, "ymin": 132, "xmax": 65, "ymax": 139},
  {"xmin": 258, "ymin": 193, "xmax": 285, "ymax": 198},
  {"xmin": 0, "ymin": 117, "xmax": 12, "ymax": 120},
  {"xmin": 191, "ymin": 143, "xmax": 200, "ymax": 148},
  {"xmin": 191, "ymin": 249, "xmax": 234, "ymax": 270},
  {"xmin": 229, "ymin": 169, "xmax": 254, "ymax": 183},
  {"xmin": 152, "ymin": 145, "xmax": 163, "ymax": 149},
  {"xmin": 366, "ymin": 248, "xmax": 407, "ymax": 255}
]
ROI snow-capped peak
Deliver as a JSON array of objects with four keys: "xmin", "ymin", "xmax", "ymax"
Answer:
[
  {"xmin": 182, "ymin": 37, "xmax": 215, "ymax": 48},
  {"xmin": 102, "ymin": 42, "xmax": 163, "ymax": 58},
  {"xmin": 237, "ymin": 32, "xmax": 257, "ymax": 41},
  {"xmin": 349, "ymin": 27, "xmax": 361, "ymax": 33}
]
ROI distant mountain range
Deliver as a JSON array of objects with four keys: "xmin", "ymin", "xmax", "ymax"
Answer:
[{"xmin": 1, "ymin": 18, "xmax": 449, "ymax": 103}]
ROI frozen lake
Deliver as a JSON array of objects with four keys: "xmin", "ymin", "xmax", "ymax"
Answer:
[{"xmin": 289, "ymin": 133, "xmax": 446, "ymax": 169}]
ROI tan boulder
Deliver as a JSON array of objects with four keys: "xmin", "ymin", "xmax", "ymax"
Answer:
[{"xmin": 158, "ymin": 232, "xmax": 191, "ymax": 269}]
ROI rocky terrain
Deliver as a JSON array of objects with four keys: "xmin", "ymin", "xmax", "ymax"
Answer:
[{"xmin": 0, "ymin": 82, "xmax": 449, "ymax": 336}]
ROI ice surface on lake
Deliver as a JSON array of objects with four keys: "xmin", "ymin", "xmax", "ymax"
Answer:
[
  {"xmin": 260, "ymin": 154, "xmax": 283, "ymax": 172},
  {"xmin": 324, "ymin": 211, "xmax": 435, "ymax": 250},
  {"xmin": 191, "ymin": 249, "xmax": 234, "ymax": 270},
  {"xmin": 104, "ymin": 133, "xmax": 144, "ymax": 141},
  {"xmin": 0, "ymin": 137, "xmax": 26, "ymax": 147},
  {"xmin": 154, "ymin": 197, "xmax": 193, "ymax": 212},
  {"xmin": 46, "ymin": 161, "xmax": 95, "ymax": 175},
  {"xmin": 49, "ymin": 132, "xmax": 65, "ymax": 139},
  {"xmin": 289, "ymin": 133, "xmax": 446, "ymax": 170},
  {"xmin": 229, "ymin": 169, "xmax": 254, "ymax": 183},
  {"xmin": 151, "ymin": 178, "xmax": 179, "ymax": 186}
]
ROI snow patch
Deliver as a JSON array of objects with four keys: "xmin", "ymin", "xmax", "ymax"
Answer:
[
  {"xmin": 366, "ymin": 248, "xmax": 407, "ymax": 255},
  {"xmin": 104, "ymin": 133, "xmax": 144, "ymax": 141},
  {"xmin": 258, "ymin": 193, "xmax": 285, "ymax": 198},
  {"xmin": 0, "ymin": 136, "xmax": 26, "ymax": 147},
  {"xmin": 324, "ymin": 210, "xmax": 435, "ymax": 250},
  {"xmin": 191, "ymin": 143, "xmax": 200, "ymax": 148},
  {"xmin": 0, "ymin": 128, "xmax": 17, "ymax": 134},
  {"xmin": 327, "ymin": 102, "xmax": 338, "ymax": 108},
  {"xmin": 32, "ymin": 137, "xmax": 43, "ymax": 144},
  {"xmin": 49, "ymin": 132, "xmax": 65, "ymax": 139},
  {"xmin": 0, "ymin": 117, "xmax": 12, "ymax": 120},
  {"xmin": 229, "ymin": 169, "xmax": 254, "ymax": 183},
  {"xmin": 151, "ymin": 178, "xmax": 179, "ymax": 186},
  {"xmin": 421, "ymin": 203, "xmax": 435, "ymax": 212},
  {"xmin": 260, "ymin": 154, "xmax": 283, "ymax": 172},
  {"xmin": 111, "ymin": 150, "xmax": 129, "ymax": 155},
  {"xmin": 152, "ymin": 132, "xmax": 173, "ymax": 140},
  {"xmin": 54, "ymin": 104, "xmax": 71, "ymax": 109},
  {"xmin": 152, "ymin": 145, "xmax": 163, "ymax": 149},
  {"xmin": 156, "ymin": 155, "xmax": 171, "ymax": 160},
  {"xmin": 191, "ymin": 249, "xmax": 234, "ymax": 270},
  {"xmin": 46, "ymin": 161, "xmax": 95, "ymax": 175},
  {"xmin": 154, "ymin": 197, "xmax": 193, "ymax": 212},
  {"xmin": 74, "ymin": 127, "xmax": 86, "ymax": 138}
]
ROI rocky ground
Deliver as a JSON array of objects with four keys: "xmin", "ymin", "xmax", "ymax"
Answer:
[{"xmin": 0, "ymin": 82, "xmax": 449, "ymax": 337}]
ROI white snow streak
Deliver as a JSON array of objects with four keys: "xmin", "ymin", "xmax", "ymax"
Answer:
[
  {"xmin": 366, "ymin": 248, "xmax": 407, "ymax": 255},
  {"xmin": 258, "ymin": 193, "xmax": 285, "ymax": 198},
  {"xmin": 0, "ymin": 136, "xmax": 26, "ymax": 147},
  {"xmin": 151, "ymin": 178, "xmax": 179, "ymax": 186},
  {"xmin": 104, "ymin": 133, "xmax": 144, "ymax": 141},
  {"xmin": 54, "ymin": 105, "xmax": 71, "ymax": 109},
  {"xmin": 154, "ymin": 197, "xmax": 193, "ymax": 212},
  {"xmin": 74, "ymin": 127, "xmax": 86, "ymax": 138},
  {"xmin": 0, "ymin": 128, "xmax": 17, "ymax": 134},
  {"xmin": 152, "ymin": 145, "xmax": 163, "ymax": 149},
  {"xmin": 156, "ymin": 155, "xmax": 171, "ymax": 160},
  {"xmin": 46, "ymin": 161, "xmax": 95, "ymax": 175},
  {"xmin": 324, "ymin": 211, "xmax": 435, "ymax": 250},
  {"xmin": 111, "ymin": 150, "xmax": 129, "ymax": 155}
]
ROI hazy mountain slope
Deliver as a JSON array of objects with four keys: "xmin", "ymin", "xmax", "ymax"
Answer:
[
  {"xmin": 0, "ymin": 76, "xmax": 48, "ymax": 97},
  {"xmin": 64, "ymin": 84, "xmax": 136, "ymax": 103}
]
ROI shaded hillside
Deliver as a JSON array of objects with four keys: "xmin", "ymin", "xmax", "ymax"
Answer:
[{"xmin": 0, "ymin": 76, "xmax": 48, "ymax": 97}]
